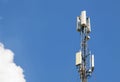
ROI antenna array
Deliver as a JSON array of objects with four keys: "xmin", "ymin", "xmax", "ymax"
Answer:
[{"xmin": 75, "ymin": 10, "xmax": 94, "ymax": 82}]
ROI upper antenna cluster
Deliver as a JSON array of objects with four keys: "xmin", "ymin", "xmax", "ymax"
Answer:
[{"xmin": 77, "ymin": 11, "xmax": 91, "ymax": 33}]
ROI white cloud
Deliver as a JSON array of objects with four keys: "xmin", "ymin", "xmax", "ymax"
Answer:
[{"xmin": 0, "ymin": 43, "xmax": 26, "ymax": 82}]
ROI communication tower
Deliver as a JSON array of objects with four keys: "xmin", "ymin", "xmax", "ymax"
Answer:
[{"xmin": 75, "ymin": 10, "xmax": 94, "ymax": 82}]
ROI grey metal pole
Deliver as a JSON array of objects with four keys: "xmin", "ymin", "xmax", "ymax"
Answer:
[{"xmin": 82, "ymin": 27, "xmax": 87, "ymax": 82}]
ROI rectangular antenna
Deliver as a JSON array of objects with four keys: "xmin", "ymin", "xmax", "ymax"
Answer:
[
  {"xmin": 81, "ymin": 11, "xmax": 87, "ymax": 27},
  {"xmin": 76, "ymin": 51, "xmax": 82, "ymax": 66},
  {"xmin": 87, "ymin": 17, "xmax": 91, "ymax": 33},
  {"xmin": 76, "ymin": 16, "xmax": 81, "ymax": 32}
]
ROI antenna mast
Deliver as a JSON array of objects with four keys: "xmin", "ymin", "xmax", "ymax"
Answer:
[{"xmin": 75, "ymin": 10, "xmax": 94, "ymax": 82}]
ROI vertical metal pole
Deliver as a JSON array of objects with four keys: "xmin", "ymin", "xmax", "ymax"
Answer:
[{"xmin": 80, "ymin": 27, "xmax": 87, "ymax": 82}]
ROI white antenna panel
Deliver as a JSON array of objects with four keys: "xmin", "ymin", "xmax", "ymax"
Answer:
[
  {"xmin": 76, "ymin": 51, "xmax": 82, "ymax": 66},
  {"xmin": 87, "ymin": 17, "xmax": 91, "ymax": 33},
  {"xmin": 89, "ymin": 54, "xmax": 94, "ymax": 72},
  {"xmin": 81, "ymin": 11, "xmax": 87, "ymax": 26},
  {"xmin": 76, "ymin": 16, "xmax": 81, "ymax": 32},
  {"xmin": 91, "ymin": 54, "xmax": 94, "ymax": 69}
]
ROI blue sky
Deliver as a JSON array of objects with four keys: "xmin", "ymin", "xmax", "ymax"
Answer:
[{"xmin": 0, "ymin": 0, "xmax": 120, "ymax": 82}]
